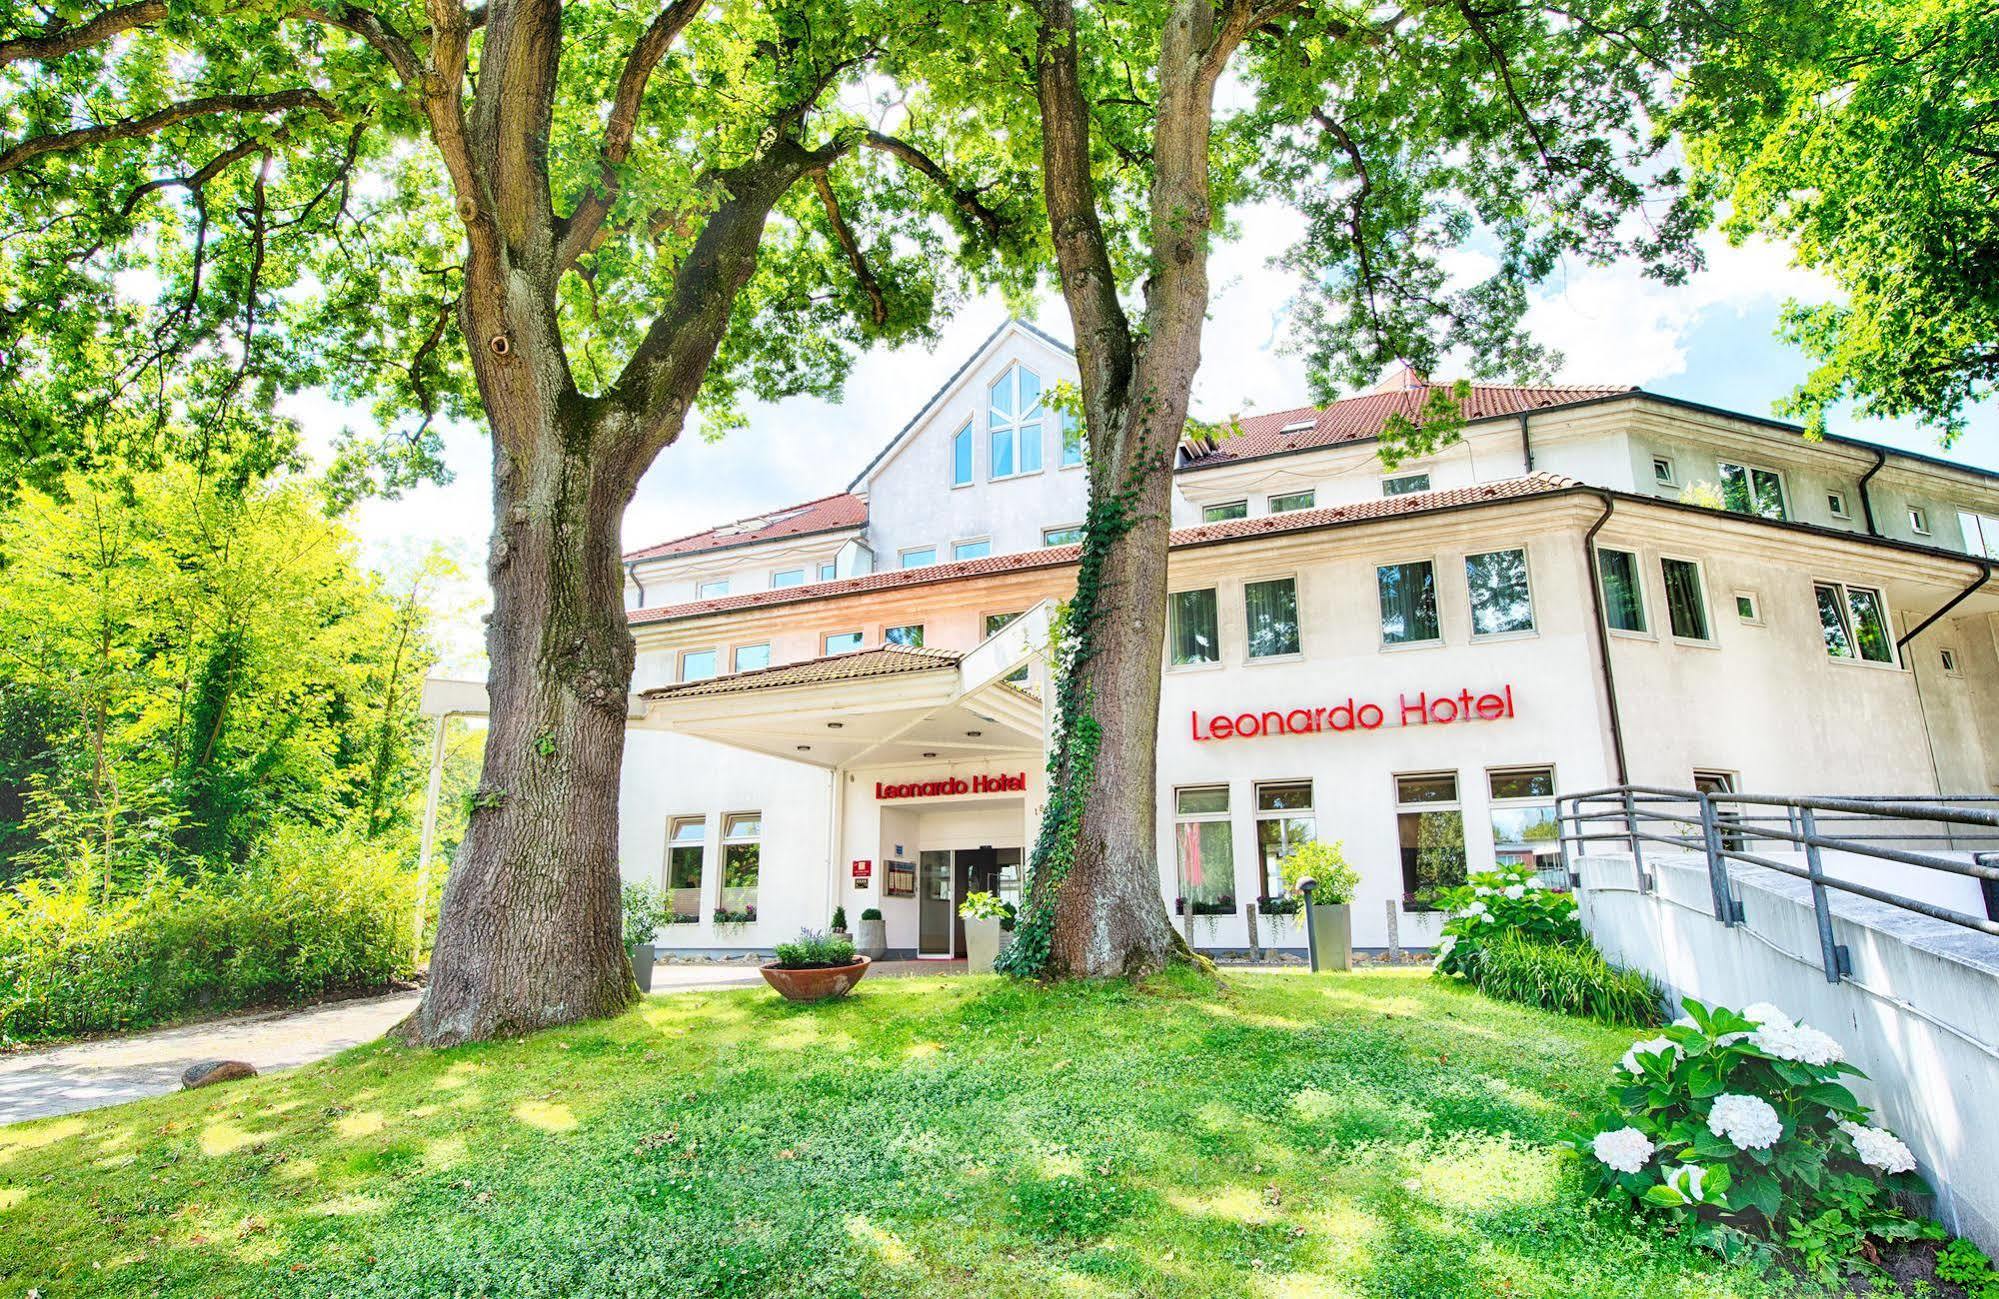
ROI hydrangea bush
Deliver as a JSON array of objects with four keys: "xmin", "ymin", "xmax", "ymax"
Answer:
[
  {"xmin": 1432, "ymin": 866, "xmax": 1581, "ymax": 975},
  {"xmin": 1573, "ymin": 999, "xmax": 1928, "ymax": 1261}
]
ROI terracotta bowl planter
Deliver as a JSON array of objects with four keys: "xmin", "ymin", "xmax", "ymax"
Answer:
[{"xmin": 759, "ymin": 955, "xmax": 872, "ymax": 1003}]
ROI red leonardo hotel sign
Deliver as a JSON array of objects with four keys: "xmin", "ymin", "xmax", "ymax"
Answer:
[{"xmin": 1190, "ymin": 686, "xmax": 1517, "ymax": 742}]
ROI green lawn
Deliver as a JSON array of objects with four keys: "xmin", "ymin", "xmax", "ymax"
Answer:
[{"xmin": 0, "ymin": 969, "xmax": 1805, "ymax": 1298}]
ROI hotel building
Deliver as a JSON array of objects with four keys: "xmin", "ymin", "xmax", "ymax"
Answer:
[{"xmin": 616, "ymin": 320, "xmax": 1999, "ymax": 958}]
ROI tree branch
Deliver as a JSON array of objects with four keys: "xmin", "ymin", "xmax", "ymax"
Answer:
[
  {"xmin": 0, "ymin": 89, "xmax": 337, "ymax": 177},
  {"xmin": 0, "ymin": 0, "xmax": 167, "ymax": 67},
  {"xmin": 811, "ymin": 167, "xmax": 886, "ymax": 328},
  {"xmin": 861, "ymin": 130, "xmax": 1003, "ymax": 244},
  {"xmin": 554, "ymin": 0, "xmax": 710, "ymax": 269},
  {"xmin": 292, "ymin": 1, "xmax": 423, "ymax": 85}
]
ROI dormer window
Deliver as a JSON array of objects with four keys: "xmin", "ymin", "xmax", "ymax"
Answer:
[{"xmin": 988, "ymin": 365, "xmax": 1045, "ymax": 478}]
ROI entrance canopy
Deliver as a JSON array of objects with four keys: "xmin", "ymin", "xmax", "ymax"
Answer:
[{"xmin": 636, "ymin": 602, "xmax": 1053, "ymax": 769}]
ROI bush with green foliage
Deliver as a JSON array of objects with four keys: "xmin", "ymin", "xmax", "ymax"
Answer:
[
  {"xmin": 1459, "ymin": 932, "xmax": 1662, "ymax": 1026},
  {"xmin": 859, "ymin": 907, "xmax": 882, "ymax": 922},
  {"xmin": 1572, "ymin": 1000, "xmax": 1930, "ymax": 1266},
  {"xmin": 771, "ymin": 930, "xmax": 857, "ymax": 970},
  {"xmin": 1433, "ymin": 867, "xmax": 1581, "ymax": 974},
  {"xmin": 1936, "ymin": 1238, "xmax": 1999, "ymax": 1298},
  {"xmin": 831, "ymin": 905, "xmax": 848, "ymax": 931},
  {"xmin": 0, "ymin": 826, "xmax": 413, "ymax": 1043},
  {"xmin": 1278, "ymin": 839, "xmax": 1358, "ymax": 904},
  {"xmin": 620, "ymin": 881, "xmax": 671, "ymax": 949},
  {"xmin": 958, "ymin": 890, "xmax": 1016, "ymax": 930}
]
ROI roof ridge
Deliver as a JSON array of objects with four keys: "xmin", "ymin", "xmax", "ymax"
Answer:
[{"xmin": 623, "ymin": 490, "xmax": 865, "ymax": 563}]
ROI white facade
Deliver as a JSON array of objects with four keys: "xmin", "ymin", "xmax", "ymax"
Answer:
[{"xmin": 612, "ymin": 321, "xmax": 1999, "ymax": 957}]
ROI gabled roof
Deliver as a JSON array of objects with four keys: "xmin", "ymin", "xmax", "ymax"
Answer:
[
  {"xmin": 640, "ymin": 645, "xmax": 960, "ymax": 699},
  {"xmin": 845, "ymin": 316, "xmax": 1075, "ymax": 493},
  {"xmin": 622, "ymin": 492, "xmax": 868, "ymax": 564},
  {"xmin": 1180, "ymin": 376, "xmax": 1636, "ymax": 470},
  {"xmin": 628, "ymin": 472, "xmax": 1580, "ymax": 627}
]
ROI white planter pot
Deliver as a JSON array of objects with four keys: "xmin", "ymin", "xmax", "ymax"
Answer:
[
  {"xmin": 856, "ymin": 917, "xmax": 887, "ymax": 959},
  {"xmin": 964, "ymin": 915, "xmax": 1004, "ymax": 973}
]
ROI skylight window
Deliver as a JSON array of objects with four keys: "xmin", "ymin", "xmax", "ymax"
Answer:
[{"xmin": 1279, "ymin": 418, "xmax": 1315, "ymax": 434}]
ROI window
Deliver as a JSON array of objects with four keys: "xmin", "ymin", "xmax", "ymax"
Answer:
[
  {"xmin": 899, "ymin": 546, "xmax": 936, "ymax": 569},
  {"xmin": 1173, "ymin": 786, "xmax": 1236, "ymax": 915},
  {"xmin": 1734, "ymin": 591, "xmax": 1761, "ymax": 624},
  {"xmin": 1042, "ymin": 525, "xmax": 1084, "ymax": 546},
  {"xmin": 1059, "ymin": 411, "xmax": 1085, "ymax": 467},
  {"xmin": 1488, "ymin": 767, "xmax": 1559, "ymax": 878},
  {"xmin": 1652, "ymin": 457, "xmax": 1676, "ymax": 486},
  {"xmin": 1377, "ymin": 560, "xmax": 1440, "ymax": 646},
  {"xmin": 1941, "ymin": 648, "xmax": 1961, "ymax": 675},
  {"xmin": 1383, "ymin": 472, "xmax": 1431, "ymax": 496},
  {"xmin": 884, "ymin": 624, "xmax": 924, "ymax": 648},
  {"xmin": 818, "ymin": 561, "xmax": 838, "ymax": 582},
  {"xmin": 1202, "ymin": 500, "xmax": 1248, "ymax": 523},
  {"xmin": 697, "ymin": 578, "xmax": 729, "ymax": 599},
  {"xmin": 1395, "ymin": 773, "xmax": 1465, "ymax": 909},
  {"xmin": 1660, "ymin": 557, "xmax": 1711, "ymax": 641},
  {"xmin": 665, "ymin": 817, "xmax": 705, "ymax": 922},
  {"xmin": 1827, "ymin": 491, "xmax": 1850, "ymax": 520},
  {"xmin": 1268, "ymin": 490, "xmax": 1316, "ymax": 513},
  {"xmin": 1244, "ymin": 577, "xmax": 1301, "ymax": 658},
  {"xmin": 721, "ymin": 813, "xmax": 760, "ymax": 917},
  {"xmin": 823, "ymin": 631, "xmax": 864, "ymax": 655},
  {"xmin": 1465, "ymin": 548, "xmax": 1534, "ymax": 637},
  {"xmin": 1909, "ymin": 506, "xmax": 1931, "ymax": 536},
  {"xmin": 734, "ymin": 643, "xmax": 771, "ymax": 672},
  {"xmin": 1169, "ymin": 588, "xmax": 1219, "ymax": 666},
  {"xmin": 988, "ymin": 364, "xmax": 1044, "ymax": 477},
  {"xmin": 1815, "ymin": 581, "xmax": 1895, "ymax": 665},
  {"xmin": 1598, "ymin": 548, "xmax": 1647, "ymax": 633},
  {"xmin": 1694, "ymin": 769, "xmax": 1745, "ymax": 854},
  {"xmin": 770, "ymin": 569, "xmax": 805, "ymax": 588},
  {"xmin": 680, "ymin": 649, "xmax": 718, "ymax": 681},
  {"xmin": 951, "ymin": 420, "xmax": 973, "ymax": 487},
  {"xmin": 1718, "ymin": 460, "xmax": 1788, "ymax": 520},
  {"xmin": 985, "ymin": 611, "xmax": 1029, "ymax": 684},
  {"xmin": 952, "ymin": 538, "xmax": 991, "ymax": 561},
  {"xmin": 1959, "ymin": 510, "xmax": 1999, "ymax": 559},
  {"xmin": 1254, "ymin": 781, "xmax": 1314, "ymax": 903}
]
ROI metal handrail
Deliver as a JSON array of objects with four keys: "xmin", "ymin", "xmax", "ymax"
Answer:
[{"xmin": 1556, "ymin": 784, "xmax": 1999, "ymax": 985}]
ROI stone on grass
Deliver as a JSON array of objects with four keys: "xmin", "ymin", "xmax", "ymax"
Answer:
[{"xmin": 181, "ymin": 1059, "xmax": 257, "ymax": 1090}]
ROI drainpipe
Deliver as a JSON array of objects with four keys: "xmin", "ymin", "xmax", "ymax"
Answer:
[
  {"xmin": 1517, "ymin": 412, "xmax": 1534, "ymax": 474},
  {"xmin": 1582, "ymin": 493, "xmax": 1630, "ymax": 784},
  {"xmin": 1896, "ymin": 558, "xmax": 1993, "ymax": 654},
  {"xmin": 1857, "ymin": 447, "xmax": 1887, "ymax": 537},
  {"xmin": 624, "ymin": 560, "xmax": 647, "ymax": 608}
]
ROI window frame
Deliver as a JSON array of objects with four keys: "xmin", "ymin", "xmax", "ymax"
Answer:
[
  {"xmin": 1242, "ymin": 573, "xmax": 1304, "ymax": 661},
  {"xmin": 1908, "ymin": 505, "xmax": 1932, "ymax": 536},
  {"xmin": 1596, "ymin": 547, "xmax": 1650, "ymax": 638},
  {"xmin": 1716, "ymin": 459, "xmax": 1790, "ymax": 520},
  {"xmin": 769, "ymin": 568, "xmax": 806, "ymax": 589},
  {"xmin": 817, "ymin": 561, "xmax": 838, "ymax": 583},
  {"xmin": 664, "ymin": 815, "xmax": 707, "ymax": 922},
  {"xmin": 1376, "ymin": 555, "xmax": 1443, "ymax": 649},
  {"xmin": 1382, "ymin": 471, "xmax": 1431, "ymax": 497},
  {"xmin": 1940, "ymin": 647, "xmax": 1961, "ymax": 676},
  {"xmin": 822, "ymin": 630, "xmax": 865, "ymax": 656},
  {"xmin": 1733, "ymin": 590, "xmax": 1762, "ymax": 625},
  {"xmin": 950, "ymin": 420, "xmax": 974, "ymax": 488},
  {"xmin": 1201, "ymin": 499, "xmax": 1249, "ymax": 523},
  {"xmin": 986, "ymin": 363, "xmax": 1045, "ymax": 481},
  {"xmin": 883, "ymin": 623, "xmax": 925, "ymax": 649},
  {"xmin": 679, "ymin": 648, "xmax": 719, "ymax": 682},
  {"xmin": 1813, "ymin": 578, "xmax": 1898, "ymax": 668},
  {"xmin": 1652, "ymin": 456, "xmax": 1677, "ymax": 487},
  {"xmin": 898, "ymin": 545, "xmax": 937, "ymax": 569},
  {"xmin": 1058, "ymin": 411, "xmax": 1086, "ymax": 469},
  {"xmin": 1267, "ymin": 489, "xmax": 1316, "ymax": 514},
  {"xmin": 719, "ymin": 811, "xmax": 761, "ymax": 918},
  {"xmin": 1042, "ymin": 524, "xmax": 1084, "ymax": 547},
  {"xmin": 1463, "ymin": 546, "xmax": 1537, "ymax": 640},
  {"xmin": 1659, "ymin": 554, "xmax": 1715, "ymax": 645},
  {"xmin": 1253, "ymin": 780, "xmax": 1315, "ymax": 904},
  {"xmin": 1393, "ymin": 770, "xmax": 1465, "ymax": 912},
  {"xmin": 1167, "ymin": 585, "xmax": 1222, "ymax": 670},
  {"xmin": 1826, "ymin": 490, "xmax": 1850, "ymax": 520},
  {"xmin": 1172, "ymin": 784, "xmax": 1237, "ymax": 916},
  {"xmin": 696, "ymin": 578, "xmax": 729, "ymax": 600},
  {"xmin": 732, "ymin": 643, "xmax": 771, "ymax": 673},
  {"xmin": 951, "ymin": 537, "xmax": 992, "ymax": 562},
  {"xmin": 1485, "ymin": 765, "xmax": 1560, "ymax": 876}
]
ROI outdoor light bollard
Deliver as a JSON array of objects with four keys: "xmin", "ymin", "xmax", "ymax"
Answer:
[{"xmin": 1299, "ymin": 877, "xmax": 1320, "ymax": 972}]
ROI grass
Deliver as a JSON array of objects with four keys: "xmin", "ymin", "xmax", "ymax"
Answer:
[{"xmin": 0, "ymin": 968, "xmax": 1808, "ymax": 1298}]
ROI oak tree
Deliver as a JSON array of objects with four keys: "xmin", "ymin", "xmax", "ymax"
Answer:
[{"xmin": 0, "ymin": 0, "xmax": 1028, "ymax": 1040}]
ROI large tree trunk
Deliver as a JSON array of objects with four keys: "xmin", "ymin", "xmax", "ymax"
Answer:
[{"xmin": 412, "ymin": 410, "xmax": 640, "ymax": 1045}]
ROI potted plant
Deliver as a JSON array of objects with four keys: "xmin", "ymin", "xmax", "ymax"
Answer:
[
  {"xmin": 621, "ymin": 880, "xmax": 671, "ymax": 993},
  {"xmin": 1282, "ymin": 840, "xmax": 1359, "ymax": 971},
  {"xmin": 855, "ymin": 906, "xmax": 887, "ymax": 959},
  {"xmin": 830, "ymin": 905, "xmax": 851, "ymax": 943},
  {"xmin": 759, "ymin": 929, "xmax": 871, "ymax": 1002},
  {"xmin": 958, "ymin": 891, "xmax": 1015, "ymax": 973}
]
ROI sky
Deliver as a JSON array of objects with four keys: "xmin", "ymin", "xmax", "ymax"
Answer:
[{"xmin": 293, "ymin": 202, "xmax": 1999, "ymax": 670}]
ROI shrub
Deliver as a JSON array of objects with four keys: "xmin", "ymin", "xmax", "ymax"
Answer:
[
  {"xmin": 831, "ymin": 905, "xmax": 848, "ymax": 931},
  {"xmin": 0, "ymin": 826, "xmax": 413, "ymax": 1043},
  {"xmin": 1571, "ymin": 1000, "xmax": 1930, "ymax": 1264},
  {"xmin": 1433, "ymin": 866, "xmax": 1580, "ymax": 975},
  {"xmin": 1459, "ymin": 932, "xmax": 1662, "ymax": 1026},
  {"xmin": 771, "ymin": 929, "xmax": 856, "ymax": 969},
  {"xmin": 959, "ymin": 890, "xmax": 1015, "ymax": 927},
  {"xmin": 859, "ymin": 907, "xmax": 882, "ymax": 922},
  {"xmin": 621, "ymin": 881, "xmax": 671, "ymax": 948},
  {"xmin": 712, "ymin": 905, "xmax": 756, "ymax": 925},
  {"xmin": 1278, "ymin": 839, "xmax": 1359, "ymax": 903}
]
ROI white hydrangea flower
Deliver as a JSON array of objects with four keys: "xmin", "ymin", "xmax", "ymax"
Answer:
[
  {"xmin": 1838, "ymin": 1121, "xmax": 1917, "ymax": 1174},
  {"xmin": 1752, "ymin": 1021, "xmax": 1846, "ymax": 1066},
  {"xmin": 1708, "ymin": 1093, "xmax": 1784, "ymax": 1150},
  {"xmin": 1619, "ymin": 1036, "xmax": 1681, "ymax": 1076},
  {"xmin": 1435, "ymin": 935, "xmax": 1457, "ymax": 962},
  {"xmin": 1465, "ymin": 900, "xmax": 1488, "ymax": 916},
  {"xmin": 1481, "ymin": 913, "xmax": 1495, "ymax": 924},
  {"xmin": 1475, "ymin": 886, "xmax": 1494, "ymax": 897},
  {"xmin": 1504, "ymin": 884, "xmax": 1526, "ymax": 900},
  {"xmin": 1739, "ymin": 1002, "xmax": 1792, "ymax": 1029},
  {"xmin": 1591, "ymin": 1127, "xmax": 1655, "ymax": 1175},
  {"xmin": 1666, "ymin": 1163, "xmax": 1709, "ymax": 1202}
]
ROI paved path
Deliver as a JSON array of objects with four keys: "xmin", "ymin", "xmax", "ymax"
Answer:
[{"xmin": 0, "ymin": 959, "xmax": 960, "ymax": 1127}]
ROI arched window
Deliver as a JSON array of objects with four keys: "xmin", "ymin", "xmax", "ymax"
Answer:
[{"xmin": 988, "ymin": 365, "xmax": 1044, "ymax": 477}]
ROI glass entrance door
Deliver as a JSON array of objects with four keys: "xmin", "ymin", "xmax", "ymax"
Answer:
[{"xmin": 917, "ymin": 850, "xmax": 954, "ymax": 958}]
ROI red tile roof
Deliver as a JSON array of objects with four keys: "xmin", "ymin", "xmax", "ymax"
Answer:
[
  {"xmin": 1181, "ymin": 380, "xmax": 1635, "ymax": 468},
  {"xmin": 623, "ymin": 492, "xmax": 868, "ymax": 563},
  {"xmin": 628, "ymin": 472, "xmax": 1580, "ymax": 627},
  {"xmin": 641, "ymin": 645, "xmax": 961, "ymax": 699}
]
